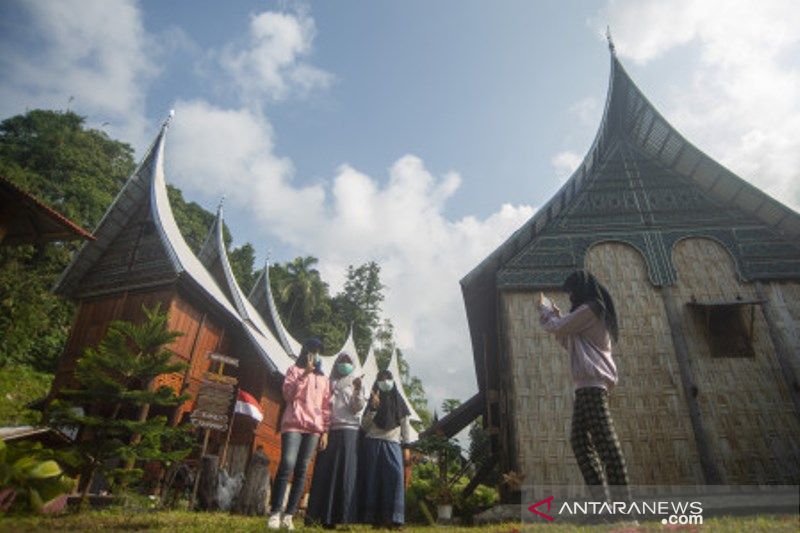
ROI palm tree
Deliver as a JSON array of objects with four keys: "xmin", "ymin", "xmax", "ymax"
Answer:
[{"xmin": 278, "ymin": 256, "xmax": 328, "ymax": 331}]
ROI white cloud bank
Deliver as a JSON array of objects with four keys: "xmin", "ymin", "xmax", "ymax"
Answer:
[
  {"xmin": 593, "ymin": 0, "xmax": 800, "ymax": 209},
  {"xmin": 0, "ymin": 1, "xmax": 534, "ymax": 410},
  {"xmin": 0, "ymin": 0, "xmax": 156, "ymax": 148},
  {"xmin": 167, "ymin": 100, "xmax": 535, "ymax": 407}
]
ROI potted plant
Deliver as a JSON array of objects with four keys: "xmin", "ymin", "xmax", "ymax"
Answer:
[{"xmin": 430, "ymin": 479, "xmax": 455, "ymax": 522}]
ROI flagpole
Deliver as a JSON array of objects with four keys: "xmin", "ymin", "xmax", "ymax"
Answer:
[{"xmin": 220, "ymin": 385, "xmax": 238, "ymax": 470}]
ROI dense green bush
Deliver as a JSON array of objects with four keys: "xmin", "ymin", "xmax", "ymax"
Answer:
[{"xmin": 0, "ymin": 440, "xmax": 75, "ymax": 514}]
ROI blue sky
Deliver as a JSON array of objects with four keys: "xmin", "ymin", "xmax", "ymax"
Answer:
[{"xmin": 2, "ymin": 1, "xmax": 799, "ymax": 412}]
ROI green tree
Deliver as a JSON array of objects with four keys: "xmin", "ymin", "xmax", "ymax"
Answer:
[
  {"xmin": 277, "ymin": 256, "xmax": 329, "ymax": 335},
  {"xmin": 0, "ymin": 110, "xmax": 134, "ymax": 229},
  {"xmin": 441, "ymin": 398, "xmax": 462, "ymax": 416},
  {"xmin": 50, "ymin": 305, "xmax": 192, "ymax": 497},
  {"xmin": 373, "ymin": 319, "xmax": 431, "ymax": 428},
  {"xmin": 0, "ymin": 109, "xmax": 260, "ymax": 369},
  {"xmin": 228, "ymin": 242, "xmax": 257, "ymax": 295},
  {"xmin": 333, "ymin": 262, "xmax": 384, "ymax": 357},
  {"xmin": 0, "ymin": 110, "xmax": 136, "ymax": 371}
]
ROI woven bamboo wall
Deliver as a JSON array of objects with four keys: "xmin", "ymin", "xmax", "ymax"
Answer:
[
  {"xmin": 766, "ymin": 281, "xmax": 800, "ymax": 373},
  {"xmin": 671, "ymin": 238, "xmax": 800, "ymax": 483},
  {"xmin": 503, "ymin": 241, "xmax": 704, "ymax": 491},
  {"xmin": 585, "ymin": 243, "xmax": 703, "ymax": 485}
]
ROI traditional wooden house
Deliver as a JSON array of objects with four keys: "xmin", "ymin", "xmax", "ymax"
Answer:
[
  {"xmin": 50, "ymin": 116, "xmax": 295, "ymax": 478},
  {"xmin": 49, "ymin": 113, "xmax": 423, "ymax": 487},
  {"xmin": 453, "ymin": 45, "xmax": 800, "ymax": 500}
]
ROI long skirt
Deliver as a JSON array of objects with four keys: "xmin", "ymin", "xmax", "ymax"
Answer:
[
  {"xmin": 359, "ymin": 437, "xmax": 404, "ymax": 525},
  {"xmin": 306, "ymin": 428, "xmax": 360, "ymax": 525}
]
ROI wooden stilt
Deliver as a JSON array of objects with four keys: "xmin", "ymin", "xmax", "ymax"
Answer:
[{"xmin": 660, "ymin": 285, "xmax": 724, "ymax": 484}]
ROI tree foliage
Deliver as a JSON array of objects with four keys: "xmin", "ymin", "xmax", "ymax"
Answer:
[
  {"xmin": 50, "ymin": 305, "xmax": 193, "ymax": 493},
  {"xmin": 0, "ymin": 110, "xmax": 256, "ymax": 369}
]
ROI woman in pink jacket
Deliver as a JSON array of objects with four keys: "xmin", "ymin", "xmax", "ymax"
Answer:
[{"xmin": 267, "ymin": 338, "xmax": 331, "ymax": 531}]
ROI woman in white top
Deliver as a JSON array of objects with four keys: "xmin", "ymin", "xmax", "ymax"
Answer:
[{"xmin": 306, "ymin": 352, "xmax": 367, "ymax": 528}]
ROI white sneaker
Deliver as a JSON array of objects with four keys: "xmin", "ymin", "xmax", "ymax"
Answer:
[
  {"xmin": 267, "ymin": 512, "xmax": 281, "ymax": 529},
  {"xmin": 281, "ymin": 514, "xmax": 295, "ymax": 530}
]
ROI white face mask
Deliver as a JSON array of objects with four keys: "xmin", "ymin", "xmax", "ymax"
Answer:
[{"xmin": 378, "ymin": 379, "xmax": 394, "ymax": 392}]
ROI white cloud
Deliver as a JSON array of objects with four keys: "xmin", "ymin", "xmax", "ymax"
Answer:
[
  {"xmin": 0, "ymin": 0, "xmax": 156, "ymax": 149},
  {"xmin": 569, "ymin": 96, "xmax": 600, "ymax": 126},
  {"xmin": 595, "ymin": 0, "xmax": 800, "ymax": 209},
  {"xmin": 167, "ymin": 102, "xmax": 535, "ymax": 407},
  {"xmin": 219, "ymin": 10, "xmax": 333, "ymax": 104},
  {"xmin": 0, "ymin": 1, "xmax": 536, "ymax": 411},
  {"xmin": 551, "ymin": 150, "xmax": 582, "ymax": 180}
]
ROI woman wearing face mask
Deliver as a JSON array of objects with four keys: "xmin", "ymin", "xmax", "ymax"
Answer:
[
  {"xmin": 538, "ymin": 270, "xmax": 633, "ymax": 511},
  {"xmin": 359, "ymin": 369, "xmax": 412, "ymax": 529},
  {"xmin": 305, "ymin": 352, "xmax": 368, "ymax": 529},
  {"xmin": 267, "ymin": 338, "xmax": 331, "ymax": 531}
]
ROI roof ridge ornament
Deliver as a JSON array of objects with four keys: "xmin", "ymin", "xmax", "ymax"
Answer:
[
  {"xmin": 606, "ymin": 26, "xmax": 616, "ymax": 55},
  {"xmin": 164, "ymin": 109, "xmax": 176, "ymax": 130},
  {"xmin": 217, "ymin": 194, "xmax": 226, "ymax": 215}
]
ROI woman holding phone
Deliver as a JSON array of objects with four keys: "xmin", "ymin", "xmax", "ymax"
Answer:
[
  {"xmin": 306, "ymin": 352, "xmax": 368, "ymax": 528},
  {"xmin": 538, "ymin": 270, "xmax": 632, "ymax": 509},
  {"xmin": 267, "ymin": 338, "xmax": 331, "ymax": 531}
]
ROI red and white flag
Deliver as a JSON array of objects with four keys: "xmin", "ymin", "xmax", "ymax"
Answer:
[{"xmin": 234, "ymin": 390, "xmax": 264, "ymax": 422}]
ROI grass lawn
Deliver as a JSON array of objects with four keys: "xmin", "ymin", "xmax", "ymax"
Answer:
[{"xmin": 2, "ymin": 510, "xmax": 798, "ymax": 532}]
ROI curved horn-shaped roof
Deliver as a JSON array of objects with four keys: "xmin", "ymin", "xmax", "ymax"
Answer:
[
  {"xmin": 249, "ymin": 262, "xmax": 303, "ymax": 356},
  {"xmin": 463, "ymin": 52, "xmax": 800, "ymax": 291},
  {"xmin": 248, "ymin": 265, "xmax": 361, "ymax": 371},
  {"xmin": 387, "ymin": 350, "xmax": 422, "ymax": 423},
  {"xmin": 316, "ymin": 325, "xmax": 362, "ymax": 376},
  {"xmin": 361, "ymin": 345, "xmax": 379, "ymax": 389},
  {"xmin": 196, "ymin": 205, "xmax": 295, "ymax": 372},
  {"xmin": 55, "ymin": 116, "xmax": 293, "ymax": 374}
]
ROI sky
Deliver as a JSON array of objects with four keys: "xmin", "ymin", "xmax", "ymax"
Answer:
[{"xmin": 2, "ymin": 1, "xmax": 800, "ymax": 414}]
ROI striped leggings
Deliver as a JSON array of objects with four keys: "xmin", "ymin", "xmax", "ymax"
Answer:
[{"xmin": 570, "ymin": 387, "xmax": 630, "ymax": 502}]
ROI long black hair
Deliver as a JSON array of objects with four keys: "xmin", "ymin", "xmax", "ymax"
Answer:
[
  {"xmin": 562, "ymin": 270, "xmax": 619, "ymax": 343},
  {"xmin": 370, "ymin": 370, "xmax": 410, "ymax": 431}
]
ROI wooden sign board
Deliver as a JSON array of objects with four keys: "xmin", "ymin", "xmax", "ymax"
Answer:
[
  {"xmin": 209, "ymin": 352, "xmax": 239, "ymax": 367},
  {"xmin": 190, "ymin": 375, "xmax": 238, "ymax": 431}
]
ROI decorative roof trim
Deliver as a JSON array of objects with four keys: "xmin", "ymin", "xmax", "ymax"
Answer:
[
  {"xmin": 248, "ymin": 261, "xmax": 303, "ymax": 356},
  {"xmin": 388, "ymin": 349, "xmax": 422, "ymax": 423},
  {"xmin": 461, "ymin": 52, "xmax": 800, "ymax": 290}
]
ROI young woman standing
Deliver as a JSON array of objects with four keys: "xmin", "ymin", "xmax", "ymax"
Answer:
[
  {"xmin": 267, "ymin": 338, "xmax": 331, "ymax": 531},
  {"xmin": 306, "ymin": 352, "xmax": 368, "ymax": 528},
  {"xmin": 359, "ymin": 369, "xmax": 412, "ymax": 529},
  {"xmin": 538, "ymin": 270, "xmax": 632, "ymax": 508}
]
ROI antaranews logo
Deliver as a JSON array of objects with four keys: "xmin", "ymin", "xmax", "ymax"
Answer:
[
  {"xmin": 527, "ymin": 496, "xmax": 555, "ymax": 521},
  {"xmin": 526, "ymin": 495, "xmax": 703, "ymax": 524}
]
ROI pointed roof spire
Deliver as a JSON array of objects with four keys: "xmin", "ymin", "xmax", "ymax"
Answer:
[
  {"xmin": 606, "ymin": 26, "xmax": 616, "ymax": 55},
  {"xmin": 55, "ymin": 115, "xmax": 294, "ymax": 374},
  {"xmin": 387, "ymin": 349, "xmax": 422, "ymax": 423},
  {"xmin": 248, "ymin": 260, "xmax": 303, "ymax": 356},
  {"xmin": 362, "ymin": 345, "xmax": 379, "ymax": 389}
]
